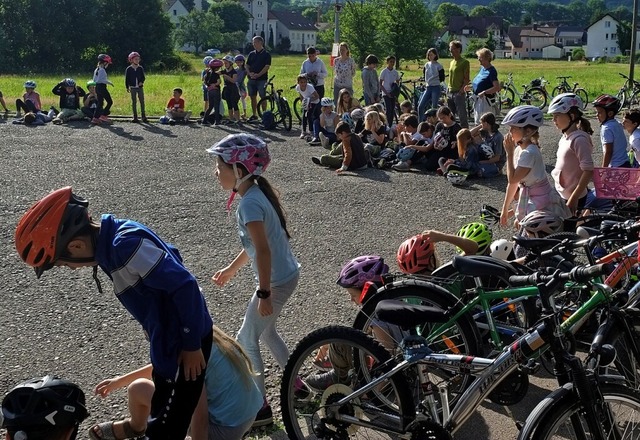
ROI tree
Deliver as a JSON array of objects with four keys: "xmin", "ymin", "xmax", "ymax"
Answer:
[
  {"xmin": 434, "ymin": 3, "xmax": 466, "ymax": 30},
  {"xmin": 301, "ymin": 6, "xmax": 317, "ymax": 23},
  {"xmin": 617, "ymin": 20, "xmax": 632, "ymax": 56},
  {"xmin": 208, "ymin": 0, "xmax": 250, "ymax": 34},
  {"xmin": 487, "ymin": 0, "xmax": 522, "ymax": 26},
  {"xmin": 377, "ymin": 0, "xmax": 433, "ymax": 65},
  {"xmin": 175, "ymin": 9, "xmax": 225, "ymax": 54},
  {"xmin": 340, "ymin": 0, "xmax": 384, "ymax": 66},
  {"xmin": 469, "ymin": 6, "xmax": 495, "ymax": 17},
  {"xmin": 586, "ymin": 0, "xmax": 607, "ymax": 26}
]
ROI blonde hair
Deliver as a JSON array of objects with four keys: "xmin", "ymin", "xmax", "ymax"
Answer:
[
  {"xmin": 364, "ymin": 111, "xmax": 382, "ymax": 131},
  {"xmin": 213, "ymin": 326, "xmax": 256, "ymax": 387},
  {"xmin": 476, "ymin": 48, "xmax": 493, "ymax": 61},
  {"xmin": 456, "ymin": 128, "xmax": 473, "ymax": 158}
]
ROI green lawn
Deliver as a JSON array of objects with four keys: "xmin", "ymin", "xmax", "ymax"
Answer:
[{"xmin": 0, "ymin": 54, "xmax": 633, "ymax": 117}]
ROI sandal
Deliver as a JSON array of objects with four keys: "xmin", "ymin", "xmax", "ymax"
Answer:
[{"xmin": 88, "ymin": 419, "xmax": 146, "ymax": 440}]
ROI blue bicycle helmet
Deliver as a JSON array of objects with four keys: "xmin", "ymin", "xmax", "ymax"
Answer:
[
  {"xmin": 62, "ymin": 78, "xmax": 76, "ymax": 88},
  {"xmin": 24, "ymin": 80, "xmax": 37, "ymax": 89}
]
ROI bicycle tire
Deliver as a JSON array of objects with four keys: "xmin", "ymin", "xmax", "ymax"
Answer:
[
  {"xmin": 551, "ymin": 86, "xmax": 567, "ymax": 98},
  {"xmin": 574, "ymin": 88, "xmax": 589, "ymax": 110},
  {"xmin": 281, "ymin": 99, "xmax": 293, "ymax": 131},
  {"xmin": 528, "ymin": 87, "xmax": 547, "ymax": 110},
  {"xmin": 628, "ymin": 90, "xmax": 640, "ymax": 108},
  {"xmin": 500, "ymin": 87, "xmax": 516, "ymax": 111},
  {"xmin": 603, "ymin": 325, "xmax": 640, "ymax": 390},
  {"xmin": 616, "ymin": 88, "xmax": 627, "ymax": 111},
  {"xmin": 257, "ymin": 96, "xmax": 275, "ymax": 117},
  {"xmin": 293, "ymin": 97, "xmax": 303, "ymax": 123},
  {"xmin": 517, "ymin": 382, "xmax": 640, "ymax": 440},
  {"xmin": 280, "ymin": 325, "xmax": 414, "ymax": 440}
]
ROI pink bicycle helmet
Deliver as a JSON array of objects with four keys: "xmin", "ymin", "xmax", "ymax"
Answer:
[
  {"xmin": 208, "ymin": 59, "xmax": 223, "ymax": 68},
  {"xmin": 128, "ymin": 51, "xmax": 141, "ymax": 62},
  {"xmin": 397, "ymin": 234, "xmax": 436, "ymax": 274},
  {"xmin": 337, "ymin": 255, "xmax": 389, "ymax": 289}
]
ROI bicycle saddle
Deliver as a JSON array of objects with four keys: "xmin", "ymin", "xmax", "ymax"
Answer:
[
  {"xmin": 451, "ymin": 255, "xmax": 512, "ymax": 279},
  {"xmin": 375, "ymin": 299, "xmax": 449, "ymax": 328}
]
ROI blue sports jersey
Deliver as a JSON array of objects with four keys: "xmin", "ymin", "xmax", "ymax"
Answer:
[{"xmin": 95, "ymin": 214, "xmax": 213, "ymax": 379}]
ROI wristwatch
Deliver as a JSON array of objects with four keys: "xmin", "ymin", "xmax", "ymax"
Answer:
[{"xmin": 256, "ymin": 288, "xmax": 271, "ymax": 299}]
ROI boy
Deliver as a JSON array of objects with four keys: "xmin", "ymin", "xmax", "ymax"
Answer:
[
  {"xmin": 166, "ymin": 87, "xmax": 192, "ymax": 124},
  {"xmin": 425, "ymin": 108, "xmax": 438, "ymax": 126},
  {"xmin": 14, "ymin": 187, "xmax": 214, "ymax": 440},
  {"xmin": 379, "ymin": 56, "xmax": 400, "ymax": 126},
  {"xmin": 392, "ymin": 117, "xmax": 433, "ymax": 171},
  {"xmin": 12, "ymin": 109, "xmax": 56, "ymax": 126},
  {"xmin": 125, "ymin": 51, "xmax": 147, "ymax": 123},
  {"xmin": 311, "ymin": 121, "xmax": 368, "ymax": 172},
  {"xmin": 82, "ymin": 81, "xmax": 105, "ymax": 124},
  {"xmin": 294, "ymin": 73, "xmax": 320, "ymax": 141},
  {"xmin": 592, "ymin": 94, "xmax": 630, "ymax": 167},
  {"xmin": 51, "ymin": 78, "xmax": 86, "ymax": 124},
  {"xmin": 361, "ymin": 54, "xmax": 380, "ymax": 105}
]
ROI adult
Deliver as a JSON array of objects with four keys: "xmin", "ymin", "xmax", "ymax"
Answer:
[
  {"xmin": 447, "ymin": 40, "xmax": 470, "ymax": 128},
  {"xmin": 245, "ymin": 36, "xmax": 272, "ymax": 122},
  {"xmin": 417, "ymin": 48, "xmax": 444, "ymax": 121},
  {"xmin": 467, "ymin": 48, "xmax": 501, "ymax": 125},
  {"xmin": 300, "ymin": 46, "xmax": 327, "ymax": 99},
  {"xmin": 332, "ymin": 42, "xmax": 357, "ymax": 103}
]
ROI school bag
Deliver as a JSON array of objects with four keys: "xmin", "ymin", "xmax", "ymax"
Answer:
[
  {"xmin": 261, "ymin": 110, "xmax": 276, "ymax": 130},
  {"xmin": 438, "ymin": 68, "xmax": 445, "ymax": 82}
]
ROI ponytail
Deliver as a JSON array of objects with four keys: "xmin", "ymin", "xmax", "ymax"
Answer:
[
  {"xmin": 212, "ymin": 326, "xmax": 256, "ymax": 388},
  {"xmin": 254, "ymin": 175, "xmax": 291, "ymax": 239},
  {"xmin": 577, "ymin": 116, "xmax": 593, "ymax": 135}
]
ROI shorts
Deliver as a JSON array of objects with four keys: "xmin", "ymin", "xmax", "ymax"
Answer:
[{"xmin": 247, "ymin": 79, "xmax": 267, "ymax": 98}]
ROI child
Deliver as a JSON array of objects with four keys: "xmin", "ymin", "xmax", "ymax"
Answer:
[
  {"xmin": 93, "ymin": 326, "xmax": 262, "ymax": 440},
  {"xmin": 300, "ymin": 46, "xmax": 327, "ymax": 99},
  {"xmin": 418, "ymin": 48, "xmax": 444, "ymax": 120},
  {"xmin": 295, "ymin": 73, "xmax": 320, "ymax": 141},
  {"xmin": 12, "ymin": 109, "xmax": 56, "ymax": 126},
  {"xmin": 15, "ymin": 80, "xmax": 41, "ymax": 117},
  {"xmin": 234, "ymin": 54, "xmax": 248, "ymax": 120},
  {"xmin": 15, "ymin": 187, "xmax": 214, "ymax": 440},
  {"xmin": 51, "ymin": 78, "xmax": 86, "ymax": 124},
  {"xmin": 1, "ymin": 376, "xmax": 88, "ymax": 440},
  {"xmin": 82, "ymin": 81, "xmax": 105, "ymax": 124},
  {"xmin": 361, "ymin": 54, "xmax": 380, "ymax": 106},
  {"xmin": 391, "ymin": 115, "xmax": 424, "ymax": 171},
  {"xmin": 470, "ymin": 112, "xmax": 505, "ymax": 175},
  {"xmin": 411, "ymin": 106, "xmax": 462, "ymax": 172},
  {"xmin": 202, "ymin": 58, "xmax": 222, "ymax": 125},
  {"xmin": 592, "ymin": 94, "xmax": 630, "ymax": 167},
  {"xmin": 311, "ymin": 121, "xmax": 368, "ymax": 172},
  {"xmin": 165, "ymin": 87, "xmax": 192, "ymax": 124},
  {"xmin": 0, "ymin": 89, "xmax": 9, "ymax": 113},
  {"xmin": 394, "ymin": 122, "xmax": 435, "ymax": 170},
  {"xmin": 336, "ymin": 88, "xmax": 361, "ymax": 117},
  {"xmin": 425, "ymin": 108, "xmax": 438, "ymax": 126},
  {"xmin": 125, "ymin": 51, "xmax": 147, "ymax": 123},
  {"xmin": 201, "ymin": 56, "xmax": 213, "ymax": 116},
  {"xmin": 379, "ymin": 55, "xmax": 400, "ymax": 126},
  {"xmin": 208, "ymin": 134, "xmax": 300, "ymax": 427},
  {"xmin": 438, "ymin": 128, "xmax": 481, "ymax": 177},
  {"xmin": 359, "ymin": 110, "xmax": 388, "ymax": 156},
  {"xmin": 314, "ymin": 97, "xmax": 340, "ymax": 149},
  {"xmin": 220, "ymin": 55, "xmax": 241, "ymax": 124},
  {"xmin": 93, "ymin": 54, "xmax": 113, "ymax": 121},
  {"xmin": 623, "ymin": 108, "xmax": 640, "ymax": 167}
]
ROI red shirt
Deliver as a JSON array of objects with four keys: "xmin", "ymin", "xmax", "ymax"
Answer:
[{"xmin": 167, "ymin": 97, "xmax": 185, "ymax": 110}]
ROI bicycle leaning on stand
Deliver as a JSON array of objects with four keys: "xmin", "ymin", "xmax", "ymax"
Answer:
[
  {"xmin": 551, "ymin": 76, "xmax": 589, "ymax": 109},
  {"xmin": 499, "ymin": 73, "xmax": 548, "ymax": 111}
]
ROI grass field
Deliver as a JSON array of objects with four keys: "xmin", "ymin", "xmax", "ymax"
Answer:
[{"xmin": 0, "ymin": 54, "xmax": 634, "ymax": 117}]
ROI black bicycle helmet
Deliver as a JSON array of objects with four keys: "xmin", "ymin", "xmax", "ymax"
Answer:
[{"xmin": 2, "ymin": 376, "xmax": 88, "ymax": 435}]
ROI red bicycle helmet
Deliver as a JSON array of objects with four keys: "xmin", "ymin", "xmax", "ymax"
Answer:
[
  {"xmin": 397, "ymin": 234, "xmax": 436, "ymax": 274},
  {"xmin": 15, "ymin": 187, "xmax": 91, "ymax": 278},
  {"xmin": 97, "ymin": 53, "xmax": 112, "ymax": 64},
  {"xmin": 592, "ymin": 94, "xmax": 620, "ymax": 113}
]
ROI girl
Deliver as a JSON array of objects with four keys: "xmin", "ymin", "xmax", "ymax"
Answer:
[
  {"xmin": 295, "ymin": 74, "xmax": 320, "ymax": 141},
  {"xmin": 332, "ymin": 42, "xmax": 356, "ymax": 103},
  {"xmin": 15, "ymin": 80, "xmax": 41, "ymax": 116},
  {"xmin": 623, "ymin": 108, "xmax": 640, "ymax": 168},
  {"xmin": 234, "ymin": 54, "xmax": 248, "ymax": 120},
  {"xmin": 359, "ymin": 110, "xmax": 387, "ymax": 151},
  {"xmin": 470, "ymin": 112, "xmax": 504, "ymax": 177},
  {"xmin": 438, "ymin": 128, "xmax": 480, "ymax": 177},
  {"xmin": 82, "ymin": 80, "xmax": 105, "ymax": 124},
  {"xmin": 336, "ymin": 88, "xmax": 361, "ymax": 117},
  {"xmin": 417, "ymin": 48, "xmax": 444, "ymax": 120},
  {"xmin": 93, "ymin": 54, "xmax": 113, "ymax": 121},
  {"xmin": 221, "ymin": 55, "xmax": 240, "ymax": 124},
  {"xmin": 125, "ymin": 51, "xmax": 147, "ymax": 123},
  {"xmin": 500, "ymin": 105, "xmax": 570, "ymax": 227},
  {"xmin": 201, "ymin": 56, "xmax": 213, "ymax": 117},
  {"xmin": 92, "ymin": 326, "xmax": 262, "ymax": 440},
  {"xmin": 208, "ymin": 134, "xmax": 300, "ymax": 427},
  {"xmin": 548, "ymin": 93, "xmax": 595, "ymax": 214},
  {"xmin": 314, "ymin": 97, "xmax": 340, "ymax": 149},
  {"xmin": 202, "ymin": 59, "xmax": 222, "ymax": 125},
  {"xmin": 420, "ymin": 106, "xmax": 461, "ymax": 171}
]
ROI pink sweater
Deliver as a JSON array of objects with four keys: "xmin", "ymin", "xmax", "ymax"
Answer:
[{"xmin": 551, "ymin": 130, "xmax": 594, "ymax": 200}]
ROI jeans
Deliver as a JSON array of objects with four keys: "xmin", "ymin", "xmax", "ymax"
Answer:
[
  {"xmin": 448, "ymin": 91, "xmax": 468, "ymax": 128},
  {"xmin": 383, "ymin": 95, "xmax": 395, "ymax": 126},
  {"xmin": 418, "ymin": 86, "xmax": 440, "ymax": 121},
  {"xmin": 312, "ymin": 120, "xmax": 337, "ymax": 144}
]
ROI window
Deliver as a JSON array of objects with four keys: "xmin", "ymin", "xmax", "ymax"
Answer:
[
  {"xmin": 255, "ymin": 24, "xmax": 258, "ymax": 30},
  {"xmin": 605, "ymin": 21, "xmax": 611, "ymax": 28},
  {"xmin": 611, "ymin": 33, "xmax": 617, "ymax": 40},
  {"xmin": 611, "ymin": 47, "xmax": 617, "ymax": 54},
  {"xmin": 605, "ymin": 33, "xmax": 609, "ymax": 40},
  {"xmin": 173, "ymin": 9, "xmax": 177, "ymax": 15}
]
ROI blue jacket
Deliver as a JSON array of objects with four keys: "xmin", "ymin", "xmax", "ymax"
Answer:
[{"xmin": 95, "ymin": 215, "xmax": 213, "ymax": 379}]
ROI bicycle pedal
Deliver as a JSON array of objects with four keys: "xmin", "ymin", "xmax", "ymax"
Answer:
[{"xmin": 520, "ymin": 359, "xmax": 539, "ymax": 375}]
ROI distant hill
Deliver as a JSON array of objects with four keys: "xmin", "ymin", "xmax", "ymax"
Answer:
[{"xmin": 423, "ymin": 0, "xmax": 628, "ymax": 9}]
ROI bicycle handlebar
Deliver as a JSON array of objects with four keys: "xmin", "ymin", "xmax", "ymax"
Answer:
[{"xmin": 509, "ymin": 264, "xmax": 607, "ymax": 286}]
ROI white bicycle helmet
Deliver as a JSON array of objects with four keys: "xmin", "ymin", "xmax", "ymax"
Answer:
[
  {"xmin": 520, "ymin": 210, "xmax": 563, "ymax": 238},
  {"xmin": 446, "ymin": 170, "xmax": 468, "ymax": 185},
  {"xmin": 548, "ymin": 93, "xmax": 583, "ymax": 114},
  {"xmin": 490, "ymin": 239, "xmax": 514, "ymax": 260},
  {"xmin": 321, "ymin": 97, "xmax": 334, "ymax": 107},
  {"xmin": 351, "ymin": 108, "xmax": 365, "ymax": 120},
  {"xmin": 501, "ymin": 105, "xmax": 544, "ymax": 128},
  {"xmin": 479, "ymin": 143, "xmax": 494, "ymax": 159},
  {"xmin": 432, "ymin": 132, "xmax": 448, "ymax": 151}
]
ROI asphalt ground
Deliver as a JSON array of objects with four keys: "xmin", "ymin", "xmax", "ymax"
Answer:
[{"xmin": 0, "ymin": 113, "xmax": 608, "ymax": 439}]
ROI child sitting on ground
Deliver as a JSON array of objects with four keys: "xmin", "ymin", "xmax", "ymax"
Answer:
[
  {"xmin": 314, "ymin": 97, "xmax": 340, "ymax": 149},
  {"xmin": 359, "ymin": 110, "xmax": 388, "ymax": 157},
  {"xmin": 439, "ymin": 128, "xmax": 481, "ymax": 177},
  {"xmin": 82, "ymin": 81, "xmax": 106, "ymax": 124},
  {"xmin": 12, "ymin": 108, "xmax": 56, "ymax": 126},
  {"xmin": 165, "ymin": 87, "xmax": 192, "ymax": 124},
  {"xmin": 311, "ymin": 121, "xmax": 368, "ymax": 172},
  {"xmin": 16, "ymin": 80, "xmax": 41, "ymax": 117},
  {"xmin": 395, "ymin": 122, "xmax": 435, "ymax": 168},
  {"xmin": 51, "ymin": 78, "xmax": 86, "ymax": 124},
  {"xmin": 470, "ymin": 111, "xmax": 505, "ymax": 175}
]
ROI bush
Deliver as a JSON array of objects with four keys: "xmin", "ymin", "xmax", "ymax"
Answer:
[
  {"xmin": 150, "ymin": 52, "xmax": 194, "ymax": 73},
  {"xmin": 571, "ymin": 48, "xmax": 585, "ymax": 61}
]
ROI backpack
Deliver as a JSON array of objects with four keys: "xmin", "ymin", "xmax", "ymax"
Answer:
[
  {"xmin": 261, "ymin": 110, "xmax": 276, "ymax": 130},
  {"xmin": 438, "ymin": 68, "xmax": 445, "ymax": 82}
]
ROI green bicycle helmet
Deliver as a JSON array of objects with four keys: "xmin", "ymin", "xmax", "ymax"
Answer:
[{"xmin": 457, "ymin": 222, "xmax": 493, "ymax": 255}]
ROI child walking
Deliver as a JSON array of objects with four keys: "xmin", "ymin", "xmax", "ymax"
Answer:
[
  {"xmin": 208, "ymin": 134, "xmax": 300, "ymax": 427},
  {"xmin": 234, "ymin": 54, "xmax": 248, "ymax": 120},
  {"xmin": 93, "ymin": 54, "xmax": 113, "ymax": 121},
  {"xmin": 15, "ymin": 187, "xmax": 214, "ymax": 440},
  {"xmin": 15, "ymin": 80, "xmax": 41, "ymax": 117},
  {"xmin": 125, "ymin": 51, "xmax": 147, "ymax": 123}
]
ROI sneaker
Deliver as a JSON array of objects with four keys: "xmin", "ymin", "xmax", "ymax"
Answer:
[
  {"xmin": 169, "ymin": 119, "xmax": 176, "ymax": 126},
  {"xmin": 308, "ymin": 138, "xmax": 321, "ymax": 146},
  {"xmin": 313, "ymin": 356, "xmax": 332, "ymax": 371},
  {"xmin": 305, "ymin": 369, "xmax": 349, "ymax": 392},
  {"xmin": 311, "ymin": 156, "xmax": 322, "ymax": 166},
  {"xmin": 252, "ymin": 404, "xmax": 273, "ymax": 428},
  {"xmin": 392, "ymin": 161, "xmax": 410, "ymax": 172},
  {"xmin": 248, "ymin": 115, "xmax": 258, "ymax": 122},
  {"xmin": 50, "ymin": 106, "xmax": 59, "ymax": 115},
  {"xmin": 91, "ymin": 118, "xmax": 101, "ymax": 125},
  {"xmin": 300, "ymin": 131, "xmax": 309, "ymax": 139},
  {"xmin": 52, "ymin": 118, "xmax": 63, "ymax": 125},
  {"xmin": 319, "ymin": 132, "xmax": 330, "ymax": 149},
  {"xmin": 436, "ymin": 168, "xmax": 444, "ymax": 176},
  {"xmin": 99, "ymin": 115, "xmax": 111, "ymax": 123},
  {"xmin": 15, "ymin": 111, "xmax": 21, "ymax": 118},
  {"xmin": 132, "ymin": 118, "xmax": 140, "ymax": 123}
]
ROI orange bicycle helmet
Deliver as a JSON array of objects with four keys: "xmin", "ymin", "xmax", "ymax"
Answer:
[
  {"xmin": 397, "ymin": 234, "xmax": 436, "ymax": 274},
  {"xmin": 15, "ymin": 187, "xmax": 91, "ymax": 278}
]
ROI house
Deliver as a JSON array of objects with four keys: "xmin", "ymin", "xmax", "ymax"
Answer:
[
  {"xmin": 446, "ymin": 16, "xmax": 505, "ymax": 50},
  {"xmin": 586, "ymin": 14, "xmax": 620, "ymax": 58},
  {"xmin": 507, "ymin": 25, "xmax": 556, "ymax": 59},
  {"xmin": 555, "ymin": 26, "xmax": 586, "ymax": 57},
  {"xmin": 164, "ymin": 0, "xmax": 205, "ymax": 25}
]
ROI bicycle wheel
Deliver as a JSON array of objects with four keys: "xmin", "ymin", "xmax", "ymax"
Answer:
[
  {"xmin": 281, "ymin": 99, "xmax": 293, "ymax": 131},
  {"xmin": 518, "ymin": 383, "xmax": 640, "ymax": 440},
  {"xmin": 603, "ymin": 325, "xmax": 640, "ymax": 390},
  {"xmin": 551, "ymin": 86, "xmax": 567, "ymax": 98},
  {"xmin": 616, "ymin": 88, "xmax": 628, "ymax": 111},
  {"xmin": 500, "ymin": 87, "xmax": 516, "ymax": 111},
  {"xmin": 528, "ymin": 87, "xmax": 547, "ymax": 110},
  {"xmin": 293, "ymin": 97, "xmax": 303, "ymax": 123},
  {"xmin": 280, "ymin": 325, "xmax": 414, "ymax": 439},
  {"xmin": 574, "ymin": 88, "xmax": 589, "ymax": 109},
  {"xmin": 628, "ymin": 90, "xmax": 640, "ymax": 108},
  {"xmin": 257, "ymin": 96, "xmax": 275, "ymax": 117}
]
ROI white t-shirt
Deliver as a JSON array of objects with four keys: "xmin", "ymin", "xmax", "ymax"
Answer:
[
  {"xmin": 630, "ymin": 128, "xmax": 640, "ymax": 164},
  {"xmin": 379, "ymin": 68, "xmax": 400, "ymax": 96},
  {"xmin": 514, "ymin": 143, "xmax": 547, "ymax": 187},
  {"xmin": 295, "ymin": 83, "xmax": 320, "ymax": 104}
]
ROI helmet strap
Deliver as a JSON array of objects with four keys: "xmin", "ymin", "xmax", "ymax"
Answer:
[
  {"xmin": 226, "ymin": 164, "xmax": 253, "ymax": 212},
  {"xmin": 561, "ymin": 114, "xmax": 577, "ymax": 134}
]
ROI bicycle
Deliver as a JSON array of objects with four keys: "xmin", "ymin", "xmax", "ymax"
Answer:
[
  {"xmin": 551, "ymin": 76, "xmax": 589, "ymax": 109},
  {"xmin": 256, "ymin": 75, "xmax": 293, "ymax": 131},
  {"xmin": 499, "ymin": 73, "xmax": 548, "ymax": 111},
  {"xmin": 616, "ymin": 72, "xmax": 640, "ymax": 110},
  {"xmin": 280, "ymin": 262, "xmax": 640, "ymax": 439}
]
